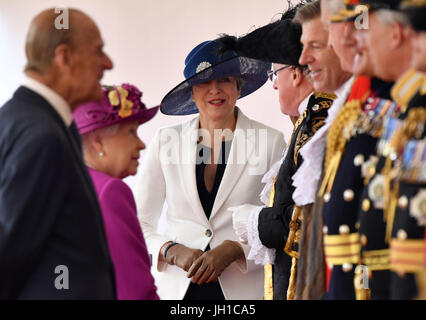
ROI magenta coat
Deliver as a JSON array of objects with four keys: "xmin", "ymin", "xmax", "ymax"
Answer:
[{"xmin": 88, "ymin": 167, "xmax": 159, "ymax": 300}]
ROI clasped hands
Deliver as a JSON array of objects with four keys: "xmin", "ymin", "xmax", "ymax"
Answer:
[{"xmin": 161, "ymin": 240, "xmax": 244, "ymax": 285}]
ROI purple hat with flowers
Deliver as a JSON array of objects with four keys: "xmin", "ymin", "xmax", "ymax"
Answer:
[{"xmin": 73, "ymin": 83, "xmax": 159, "ymax": 135}]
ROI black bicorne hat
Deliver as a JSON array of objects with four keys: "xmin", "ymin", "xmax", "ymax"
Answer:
[{"xmin": 216, "ymin": 2, "xmax": 306, "ymax": 67}]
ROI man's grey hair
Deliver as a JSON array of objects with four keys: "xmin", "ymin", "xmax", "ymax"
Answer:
[
  {"xmin": 321, "ymin": 0, "xmax": 345, "ymax": 16},
  {"xmin": 376, "ymin": 9, "xmax": 410, "ymax": 26}
]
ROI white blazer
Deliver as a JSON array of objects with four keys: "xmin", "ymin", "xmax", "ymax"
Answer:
[{"xmin": 135, "ymin": 108, "xmax": 285, "ymax": 300}]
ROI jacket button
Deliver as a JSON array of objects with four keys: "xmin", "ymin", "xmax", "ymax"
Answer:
[{"xmin": 205, "ymin": 229, "xmax": 212, "ymax": 237}]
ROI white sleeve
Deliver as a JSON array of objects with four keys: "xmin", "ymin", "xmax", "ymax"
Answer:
[
  {"xmin": 246, "ymin": 206, "xmax": 276, "ymax": 265},
  {"xmin": 135, "ymin": 129, "xmax": 170, "ymax": 272}
]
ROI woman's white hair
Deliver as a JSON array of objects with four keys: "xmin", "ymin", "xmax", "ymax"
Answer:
[
  {"xmin": 81, "ymin": 124, "xmax": 120, "ymax": 156},
  {"xmin": 376, "ymin": 9, "xmax": 409, "ymax": 26}
]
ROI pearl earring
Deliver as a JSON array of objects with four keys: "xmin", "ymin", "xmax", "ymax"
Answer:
[{"xmin": 99, "ymin": 151, "xmax": 104, "ymax": 157}]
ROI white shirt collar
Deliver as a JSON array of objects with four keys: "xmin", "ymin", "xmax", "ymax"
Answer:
[
  {"xmin": 334, "ymin": 76, "xmax": 355, "ymax": 98},
  {"xmin": 23, "ymin": 77, "xmax": 73, "ymax": 127},
  {"xmin": 298, "ymin": 92, "xmax": 313, "ymax": 115}
]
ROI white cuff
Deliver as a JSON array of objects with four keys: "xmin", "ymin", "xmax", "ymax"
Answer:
[{"xmin": 246, "ymin": 207, "xmax": 276, "ymax": 265}]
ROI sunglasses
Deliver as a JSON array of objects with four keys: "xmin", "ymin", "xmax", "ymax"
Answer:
[{"xmin": 267, "ymin": 65, "xmax": 292, "ymax": 82}]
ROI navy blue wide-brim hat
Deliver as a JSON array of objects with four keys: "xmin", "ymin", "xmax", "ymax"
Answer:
[{"xmin": 160, "ymin": 39, "xmax": 271, "ymax": 116}]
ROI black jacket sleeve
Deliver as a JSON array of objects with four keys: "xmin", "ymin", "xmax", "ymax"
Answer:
[
  {"xmin": 258, "ymin": 203, "xmax": 294, "ymax": 250},
  {"xmin": 0, "ymin": 124, "xmax": 67, "ymax": 298}
]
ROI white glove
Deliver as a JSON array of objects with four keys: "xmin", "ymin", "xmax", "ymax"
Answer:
[{"xmin": 228, "ymin": 204, "xmax": 263, "ymax": 244}]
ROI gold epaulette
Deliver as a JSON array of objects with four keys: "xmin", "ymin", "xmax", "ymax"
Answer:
[
  {"xmin": 324, "ymin": 232, "xmax": 361, "ymax": 265},
  {"xmin": 318, "ymin": 76, "xmax": 371, "ymax": 199},
  {"xmin": 390, "ymin": 238, "xmax": 426, "ymax": 273},
  {"xmin": 391, "ymin": 69, "xmax": 425, "ymax": 112}
]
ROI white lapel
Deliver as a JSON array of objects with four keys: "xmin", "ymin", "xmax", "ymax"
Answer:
[
  {"xmin": 210, "ymin": 108, "xmax": 255, "ymax": 219},
  {"xmin": 177, "ymin": 116, "xmax": 210, "ymax": 226}
]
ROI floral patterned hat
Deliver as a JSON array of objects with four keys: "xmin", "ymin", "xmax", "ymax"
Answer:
[
  {"xmin": 160, "ymin": 39, "xmax": 271, "ymax": 116},
  {"xmin": 73, "ymin": 83, "xmax": 159, "ymax": 135}
]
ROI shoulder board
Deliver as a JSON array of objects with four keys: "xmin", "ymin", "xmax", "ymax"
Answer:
[{"xmin": 391, "ymin": 69, "xmax": 425, "ymax": 110}]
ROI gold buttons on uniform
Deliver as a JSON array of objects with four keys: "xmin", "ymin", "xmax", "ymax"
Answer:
[
  {"xmin": 353, "ymin": 154, "xmax": 365, "ymax": 167},
  {"xmin": 343, "ymin": 189, "xmax": 355, "ymax": 202},
  {"xmin": 339, "ymin": 224, "xmax": 350, "ymax": 235},
  {"xmin": 367, "ymin": 165, "xmax": 376, "ymax": 177},
  {"xmin": 361, "ymin": 234, "xmax": 368, "ymax": 246},
  {"xmin": 342, "ymin": 263, "xmax": 353, "ymax": 273},
  {"xmin": 324, "ymin": 193, "xmax": 331, "ymax": 203},
  {"xmin": 205, "ymin": 229, "xmax": 212, "ymax": 237},
  {"xmin": 323, "ymin": 226, "xmax": 329, "ymax": 235},
  {"xmin": 397, "ymin": 229, "xmax": 407, "ymax": 240},
  {"xmin": 398, "ymin": 195, "xmax": 409, "ymax": 210},
  {"xmin": 312, "ymin": 104, "xmax": 320, "ymax": 112},
  {"xmin": 362, "ymin": 198, "xmax": 371, "ymax": 212}
]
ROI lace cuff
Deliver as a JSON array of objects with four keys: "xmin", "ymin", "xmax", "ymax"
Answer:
[
  {"xmin": 260, "ymin": 155, "xmax": 285, "ymax": 205},
  {"xmin": 246, "ymin": 207, "xmax": 276, "ymax": 265}
]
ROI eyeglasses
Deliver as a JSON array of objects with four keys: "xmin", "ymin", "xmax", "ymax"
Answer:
[{"xmin": 267, "ymin": 65, "xmax": 292, "ymax": 82}]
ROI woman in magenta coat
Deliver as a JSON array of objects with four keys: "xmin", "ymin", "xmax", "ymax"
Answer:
[{"xmin": 73, "ymin": 83, "xmax": 160, "ymax": 300}]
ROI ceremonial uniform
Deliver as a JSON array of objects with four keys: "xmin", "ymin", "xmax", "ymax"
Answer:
[
  {"xmin": 258, "ymin": 92, "xmax": 335, "ymax": 300},
  {"xmin": 319, "ymin": 76, "xmax": 395, "ymax": 300},
  {"xmin": 388, "ymin": 72, "xmax": 426, "ymax": 299},
  {"xmin": 356, "ymin": 71, "xmax": 424, "ymax": 300}
]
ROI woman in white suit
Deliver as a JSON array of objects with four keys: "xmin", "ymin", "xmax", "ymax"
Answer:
[{"xmin": 135, "ymin": 39, "xmax": 285, "ymax": 300}]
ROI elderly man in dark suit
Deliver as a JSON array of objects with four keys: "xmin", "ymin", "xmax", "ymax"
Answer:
[{"xmin": 0, "ymin": 8, "xmax": 116, "ymax": 299}]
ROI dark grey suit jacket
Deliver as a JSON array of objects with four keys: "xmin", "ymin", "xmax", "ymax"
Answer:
[{"xmin": 0, "ymin": 86, "xmax": 116, "ymax": 299}]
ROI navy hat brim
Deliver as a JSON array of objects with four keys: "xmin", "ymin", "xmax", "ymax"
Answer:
[
  {"xmin": 360, "ymin": 0, "xmax": 403, "ymax": 10},
  {"xmin": 160, "ymin": 56, "xmax": 270, "ymax": 116}
]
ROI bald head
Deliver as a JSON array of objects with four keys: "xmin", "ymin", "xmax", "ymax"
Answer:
[
  {"xmin": 24, "ymin": 8, "xmax": 97, "ymax": 74},
  {"xmin": 24, "ymin": 8, "xmax": 113, "ymax": 108}
]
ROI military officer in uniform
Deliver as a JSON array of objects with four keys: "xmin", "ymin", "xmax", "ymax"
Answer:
[
  {"xmin": 385, "ymin": 0, "xmax": 426, "ymax": 300},
  {"xmin": 315, "ymin": 0, "xmax": 402, "ymax": 300},
  {"xmin": 337, "ymin": 0, "xmax": 422, "ymax": 299},
  {"xmin": 218, "ymin": 2, "xmax": 336, "ymax": 300}
]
